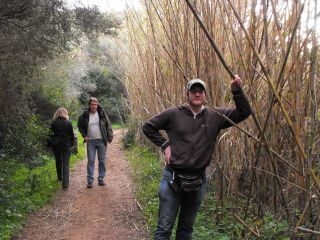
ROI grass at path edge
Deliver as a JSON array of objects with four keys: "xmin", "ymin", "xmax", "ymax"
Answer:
[
  {"xmin": 0, "ymin": 131, "xmax": 85, "ymax": 240},
  {"xmin": 124, "ymin": 143, "xmax": 290, "ymax": 239}
]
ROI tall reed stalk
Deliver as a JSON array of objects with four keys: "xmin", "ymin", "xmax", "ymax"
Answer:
[{"xmin": 125, "ymin": 0, "xmax": 319, "ymax": 237}]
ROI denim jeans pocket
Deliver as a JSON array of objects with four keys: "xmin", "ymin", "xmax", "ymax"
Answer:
[
  {"xmin": 163, "ymin": 169, "xmax": 173, "ymax": 181},
  {"xmin": 163, "ymin": 169, "xmax": 181, "ymax": 192}
]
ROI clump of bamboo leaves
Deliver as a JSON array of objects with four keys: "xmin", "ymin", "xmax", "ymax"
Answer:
[{"xmin": 124, "ymin": 0, "xmax": 319, "ymax": 238}]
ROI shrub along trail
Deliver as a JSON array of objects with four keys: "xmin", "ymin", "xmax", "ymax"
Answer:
[{"xmin": 14, "ymin": 129, "xmax": 147, "ymax": 240}]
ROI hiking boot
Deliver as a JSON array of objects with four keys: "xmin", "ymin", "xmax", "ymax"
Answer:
[
  {"xmin": 87, "ymin": 182, "xmax": 93, "ymax": 188},
  {"xmin": 98, "ymin": 180, "xmax": 105, "ymax": 186}
]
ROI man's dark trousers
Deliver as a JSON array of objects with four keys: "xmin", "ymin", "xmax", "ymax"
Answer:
[{"xmin": 154, "ymin": 169, "xmax": 206, "ymax": 240}]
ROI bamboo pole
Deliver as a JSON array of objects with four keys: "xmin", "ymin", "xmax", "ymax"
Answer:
[
  {"xmin": 184, "ymin": 0, "xmax": 291, "ymax": 217},
  {"xmin": 184, "ymin": 0, "xmax": 235, "ymax": 79},
  {"xmin": 243, "ymin": 0, "xmax": 307, "ymax": 219},
  {"xmin": 234, "ymin": 213, "xmax": 261, "ymax": 238},
  {"xmin": 226, "ymin": 0, "xmax": 310, "ymax": 166},
  {"xmin": 125, "ymin": 0, "xmax": 320, "ymax": 233}
]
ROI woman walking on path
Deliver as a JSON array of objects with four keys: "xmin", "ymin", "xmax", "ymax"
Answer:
[{"xmin": 50, "ymin": 108, "xmax": 75, "ymax": 190}]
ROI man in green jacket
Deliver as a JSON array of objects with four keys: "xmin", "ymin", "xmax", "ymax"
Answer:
[
  {"xmin": 78, "ymin": 97, "xmax": 113, "ymax": 188},
  {"xmin": 143, "ymin": 76, "xmax": 251, "ymax": 240}
]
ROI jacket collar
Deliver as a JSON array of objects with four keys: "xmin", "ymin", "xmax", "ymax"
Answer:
[{"xmin": 178, "ymin": 104, "xmax": 207, "ymax": 117}]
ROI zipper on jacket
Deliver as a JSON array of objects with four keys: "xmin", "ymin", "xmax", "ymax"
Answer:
[{"xmin": 192, "ymin": 114, "xmax": 196, "ymax": 155}]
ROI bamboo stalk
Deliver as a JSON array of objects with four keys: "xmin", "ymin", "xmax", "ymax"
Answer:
[
  {"xmin": 297, "ymin": 227, "xmax": 320, "ymax": 235},
  {"xmin": 227, "ymin": 0, "xmax": 309, "ymax": 165},
  {"xmin": 185, "ymin": 0, "xmax": 290, "ymax": 217},
  {"xmin": 184, "ymin": 0, "xmax": 235, "ymax": 79},
  {"xmin": 234, "ymin": 213, "xmax": 261, "ymax": 238},
  {"xmin": 252, "ymin": 167, "xmax": 308, "ymax": 192},
  {"xmin": 243, "ymin": 1, "xmax": 306, "ymax": 218},
  {"xmin": 294, "ymin": 196, "xmax": 312, "ymax": 233},
  {"xmin": 125, "ymin": 0, "xmax": 319, "ymax": 232}
]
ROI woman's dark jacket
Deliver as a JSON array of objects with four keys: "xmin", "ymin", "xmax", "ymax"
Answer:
[
  {"xmin": 77, "ymin": 105, "xmax": 113, "ymax": 145},
  {"xmin": 50, "ymin": 118, "xmax": 75, "ymax": 151}
]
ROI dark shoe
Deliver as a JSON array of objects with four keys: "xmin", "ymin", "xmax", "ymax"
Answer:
[
  {"xmin": 87, "ymin": 182, "xmax": 93, "ymax": 188},
  {"xmin": 98, "ymin": 180, "xmax": 105, "ymax": 186},
  {"xmin": 63, "ymin": 187, "xmax": 68, "ymax": 191}
]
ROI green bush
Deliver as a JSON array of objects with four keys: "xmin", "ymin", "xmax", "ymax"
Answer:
[
  {"xmin": 123, "ymin": 128, "xmax": 136, "ymax": 148},
  {"xmin": 78, "ymin": 67, "xmax": 129, "ymax": 123},
  {"xmin": 0, "ymin": 132, "xmax": 85, "ymax": 240},
  {"xmin": 125, "ymin": 145, "xmax": 162, "ymax": 236},
  {"xmin": 112, "ymin": 123, "xmax": 124, "ymax": 130},
  {"xmin": 259, "ymin": 214, "xmax": 290, "ymax": 239},
  {"xmin": 3, "ymin": 114, "xmax": 50, "ymax": 167},
  {"xmin": 125, "ymin": 144, "xmax": 291, "ymax": 239}
]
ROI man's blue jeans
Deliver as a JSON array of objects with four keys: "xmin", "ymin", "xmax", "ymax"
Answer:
[
  {"xmin": 154, "ymin": 169, "xmax": 207, "ymax": 240},
  {"xmin": 87, "ymin": 139, "xmax": 106, "ymax": 183}
]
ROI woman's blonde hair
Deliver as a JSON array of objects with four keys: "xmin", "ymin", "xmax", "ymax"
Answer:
[{"xmin": 53, "ymin": 107, "xmax": 69, "ymax": 120}]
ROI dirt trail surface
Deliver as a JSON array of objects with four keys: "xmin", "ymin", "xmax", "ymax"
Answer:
[{"xmin": 15, "ymin": 129, "xmax": 147, "ymax": 240}]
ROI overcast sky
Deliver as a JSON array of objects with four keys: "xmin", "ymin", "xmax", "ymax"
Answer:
[
  {"xmin": 66, "ymin": 0, "xmax": 142, "ymax": 12},
  {"xmin": 66, "ymin": 0, "xmax": 319, "ymax": 39}
]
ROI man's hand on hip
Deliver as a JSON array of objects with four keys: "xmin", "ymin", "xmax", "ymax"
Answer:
[
  {"xmin": 84, "ymin": 137, "xmax": 89, "ymax": 142},
  {"xmin": 164, "ymin": 146, "xmax": 171, "ymax": 165}
]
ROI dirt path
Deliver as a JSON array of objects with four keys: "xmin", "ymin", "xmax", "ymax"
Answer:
[{"xmin": 14, "ymin": 129, "xmax": 147, "ymax": 240}]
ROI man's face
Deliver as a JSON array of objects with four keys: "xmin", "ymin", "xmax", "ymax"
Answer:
[
  {"xmin": 89, "ymin": 101, "xmax": 98, "ymax": 113},
  {"xmin": 186, "ymin": 85, "xmax": 206, "ymax": 106}
]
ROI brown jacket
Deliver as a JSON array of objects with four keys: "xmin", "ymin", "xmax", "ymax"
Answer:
[{"xmin": 142, "ymin": 91, "xmax": 251, "ymax": 174}]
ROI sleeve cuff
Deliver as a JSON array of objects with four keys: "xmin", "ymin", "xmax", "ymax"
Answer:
[
  {"xmin": 232, "ymin": 90, "xmax": 242, "ymax": 96},
  {"xmin": 161, "ymin": 140, "xmax": 170, "ymax": 150}
]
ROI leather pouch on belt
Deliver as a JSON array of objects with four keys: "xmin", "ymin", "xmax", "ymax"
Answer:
[{"xmin": 178, "ymin": 174, "xmax": 203, "ymax": 192}]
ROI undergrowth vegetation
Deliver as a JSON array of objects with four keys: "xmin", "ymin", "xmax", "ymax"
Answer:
[
  {"xmin": 124, "ymin": 132, "xmax": 291, "ymax": 239},
  {"xmin": 0, "ymin": 133, "xmax": 85, "ymax": 240},
  {"xmin": 125, "ymin": 0, "xmax": 320, "ymax": 237}
]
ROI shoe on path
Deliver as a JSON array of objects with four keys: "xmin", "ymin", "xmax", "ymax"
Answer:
[{"xmin": 98, "ymin": 180, "xmax": 105, "ymax": 186}]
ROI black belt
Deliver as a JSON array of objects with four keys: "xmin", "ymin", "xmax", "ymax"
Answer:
[{"xmin": 166, "ymin": 165, "xmax": 205, "ymax": 176}]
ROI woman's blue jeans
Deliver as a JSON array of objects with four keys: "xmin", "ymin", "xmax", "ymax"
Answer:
[
  {"xmin": 154, "ymin": 169, "xmax": 206, "ymax": 240},
  {"xmin": 87, "ymin": 139, "xmax": 106, "ymax": 183}
]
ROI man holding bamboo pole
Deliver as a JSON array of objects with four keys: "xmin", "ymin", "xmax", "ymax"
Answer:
[{"xmin": 143, "ymin": 76, "xmax": 251, "ymax": 239}]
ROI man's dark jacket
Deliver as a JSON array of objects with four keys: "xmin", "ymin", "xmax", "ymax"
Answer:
[
  {"xmin": 78, "ymin": 105, "xmax": 113, "ymax": 145},
  {"xmin": 142, "ymin": 91, "xmax": 251, "ymax": 174}
]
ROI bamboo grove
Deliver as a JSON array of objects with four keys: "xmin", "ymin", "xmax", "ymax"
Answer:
[{"xmin": 124, "ymin": 0, "xmax": 319, "ymax": 236}]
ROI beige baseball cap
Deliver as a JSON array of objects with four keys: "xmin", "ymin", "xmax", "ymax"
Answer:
[{"xmin": 186, "ymin": 79, "xmax": 206, "ymax": 91}]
